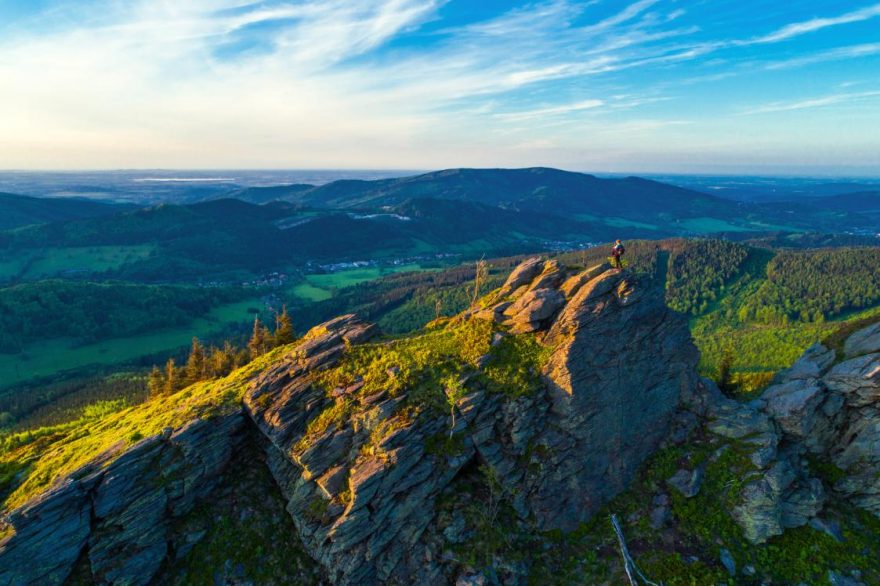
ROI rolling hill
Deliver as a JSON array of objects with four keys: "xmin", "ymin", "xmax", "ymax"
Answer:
[{"xmin": 0, "ymin": 192, "xmax": 134, "ymax": 230}]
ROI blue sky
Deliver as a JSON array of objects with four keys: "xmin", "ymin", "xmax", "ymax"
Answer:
[{"xmin": 1, "ymin": 0, "xmax": 878, "ymax": 175}]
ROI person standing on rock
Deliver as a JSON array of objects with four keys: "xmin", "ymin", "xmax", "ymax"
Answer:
[{"xmin": 611, "ymin": 240, "xmax": 625, "ymax": 269}]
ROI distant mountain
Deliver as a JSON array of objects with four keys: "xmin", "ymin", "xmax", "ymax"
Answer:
[
  {"xmin": 294, "ymin": 168, "xmax": 737, "ymax": 219},
  {"xmin": 226, "ymin": 184, "xmax": 315, "ymax": 204},
  {"xmin": 0, "ymin": 192, "xmax": 134, "ymax": 230},
  {"xmin": 809, "ymin": 191, "xmax": 880, "ymax": 214},
  {"xmin": 1, "ymin": 196, "xmax": 604, "ymax": 282}
]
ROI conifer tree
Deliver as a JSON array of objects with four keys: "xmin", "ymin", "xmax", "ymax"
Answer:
[
  {"xmin": 210, "ymin": 341, "xmax": 236, "ymax": 377},
  {"xmin": 274, "ymin": 305, "xmax": 295, "ymax": 347},
  {"xmin": 164, "ymin": 358, "xmax": 178, "ymax": 395},
  {"xmin": 148, "ymin": 365, "xmax": 165, "ymax": 397},
  {"xmin": 185, "ymin": 337, "xmax": 207, "ymax": 384},
  {"xmin": 248, "ymin": 315, "xmax": 270, "ymax": 359}
]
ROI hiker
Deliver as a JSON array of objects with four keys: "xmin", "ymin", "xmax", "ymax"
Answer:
[{"xmin": 611, "ymin": 240, "xmax": 625, "ymax": 269}]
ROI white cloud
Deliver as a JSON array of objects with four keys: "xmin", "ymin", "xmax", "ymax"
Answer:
[
  {"xmin": 0, "ymin": 0, "xmax": 879, "ymax": 172},
  {"xmin": 496, "ymin": 99, "xmax": 604, "ymax": 121},
  {"xmin": 764, "ymin": 42, "xmax": 880, "ymax": 69},
  {"xmin": 742, "ymin": 90, "xmax": 880, "ymax": 114},
  {"xmin": 746, "ymin": 3, "xmax": 880, "ymax": 44}
]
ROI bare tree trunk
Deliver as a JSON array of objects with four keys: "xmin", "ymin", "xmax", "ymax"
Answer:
[{"xmin": 610, "ymin": 514, "xmax": 663, "ymax": 586}]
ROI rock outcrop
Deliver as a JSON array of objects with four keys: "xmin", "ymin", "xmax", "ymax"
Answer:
[
  {"xmin": 688, "ymin": 324, "xmax": 880, "ymax": 543},
  {"xmin": 0, "ymin": 258, "xmax": 700, "ymax": 584},
  {"xmin": 0, "ymin": 413, "xmax": 246, "ymax": 585}
]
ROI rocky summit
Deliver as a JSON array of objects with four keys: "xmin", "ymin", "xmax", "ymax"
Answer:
[{"xmin": 2, "ymin": 258, "xmax": 880, "ymax": 585}]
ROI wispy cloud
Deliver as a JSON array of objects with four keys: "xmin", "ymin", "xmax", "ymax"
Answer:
[
  {"xmin": 496, "ymin": 99, "xmax": 604, "ymax": 121},
  {"xmin": 764, "ymin": 42, "xmax": 880, "ymax": 69},
  {"xmin": 742, "ymin": 90, "xmax": 880, "ymax": 114},
  {"xmin": 746, "ymin": 3, "xmax": 880, "ymax": 44},
  {"xmin": 0, "ymin": 0, "xmax": 879, "ymax": 173}
]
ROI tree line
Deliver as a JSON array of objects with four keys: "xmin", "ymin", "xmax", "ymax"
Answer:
[{"xmin": 147, "ymin": 306, "xmax": 295, "ymax": 396}]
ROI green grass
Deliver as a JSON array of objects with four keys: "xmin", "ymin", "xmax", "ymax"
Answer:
[
  {"xmin": 0, "ymin": 297, "xmax": 263, "ymax": 389},
  {"xmin": 603, "ymin": 217, "xmax": 661, "ymax": 230},
  {"xmin": 678, "ymin": 218, "xmax": 753, "ymax": 233},
  {"xmin": 1, "ymin": 345, "xmax": 291, "ymax": 511},
  {"xmin": 290, "ymin": 263, "xmax": 429, "ymax": 301},
  {"xmin": 290, "ymin": 282, "xmax": 333, "ymax": 302}
]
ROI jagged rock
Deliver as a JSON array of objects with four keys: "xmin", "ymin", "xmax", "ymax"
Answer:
[
  {"xmin": 666, "ymin": 467, "xmax": 704, "ymax": 498},
  {"xmin": 0, "ymin": 413, "xmax": 246, "ymax": 586},
  {"xmin": 823, "ymin": 353, "xmax": 880, "ymax": 407},
  {"xmin": 707, "ymin": 400, "xmax": 778, "ymax": 468},
  {"xmin": 0, "ymin": 261, "xmax": 705, "ymax": 585},
  {"xmin": 845, "ymin": 322, "xmax": 880, "ymax": 358},
  {"xmin": 531, "ymin": 268, "xmax": 698, "ymax": 530},
  {"xmin": 776, "ymin": 343, "xmax": 836, "ymax": 381},
  {"xmin": 558, "ymin": 263, "xmax": 609, "ymax": 298},
  {"xmin": 494, "ymin": 257, "xmax": 544, "ymax": 299},
  {"xmin": 0, "ymin": 474, "xmax": 101, "ymax": 585},
  {"xmin": 762, "ymin": 379, "xmax": 825, "ymax": 438},
  {"xmin": 781, "ymin": 477, "xmax": 825, "ymax": 528},
  {"xmin": 649, "ymin": 494, "xmax": 671, "ymax": 529},
  {"xmin": 502, "ymin": 287, "xmax": 565, "ymax": 333}
]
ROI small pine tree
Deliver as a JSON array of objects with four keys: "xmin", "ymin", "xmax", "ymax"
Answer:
[
  {"xmin": 717, "ymin": 350, "xmax": 734, "ymax": 396},
  {"xmin": 185, "ymin": 337, "xmax": 207, "ymax": 384},
  {"xmin": 147, "ymin": 365, "xmax": 165, "ymax": 397},
  {"xmin": 273, "ymin": 306, "xmax": 295, "ymax": 347},
  {"xmin": 248, "ymin": 315, "xmax": 270, "ymax": 359},
  {"xmin": 210, "ymin": 341, "xmax": 236, "ymax": 377},
  {"xmin": 164, "ymin": 358, "xmax": 178, "ymax": 395}
]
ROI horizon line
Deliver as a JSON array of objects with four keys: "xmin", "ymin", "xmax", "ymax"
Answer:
[{"xmin": 1, "ymin": 167, "xmax": 880, "ymax": 180}]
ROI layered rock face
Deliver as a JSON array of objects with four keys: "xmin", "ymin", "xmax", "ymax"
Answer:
[
  {"xmin": 241, "ymin": 259, "xmax": 698, "ymax": 583},
  {"xmin": 0, "ymin": 258, "xmax": 698, "ymax": 585},
  {"xmin": 690, "ymin": 325, "xmax": 880, "ymax": 543},
  {"xmin": 0, "ymin": 413, "xmax": 246, "ymax": 585}
]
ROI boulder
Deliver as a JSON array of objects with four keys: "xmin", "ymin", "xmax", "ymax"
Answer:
[
  {"xmin": 666, "ymin": 467, "xmax": 704, "ymax": 498},
  {"xmin": 495, "ymin": 257, "xmax": 544, "ymax": 299},
  {"xmin": 776, "ymin": 343, "xmax": 836, "ymax": 381},
  {"xmin": 762, "ymin": 379, "xmax": 825, "ymax": 438},
  {"xmin": 823, "ymin": 354, "xmax": 880, "ymax": 407},
  {"xmin": 845, "ymin": 322, "xmax": 880, "ymax": 358},
  {"xmin": 502, "ymin": 287, "xmax": 565, "ymax": 333}
]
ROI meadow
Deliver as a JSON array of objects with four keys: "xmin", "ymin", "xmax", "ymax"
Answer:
[
  {"xmin": 289, "ymin": 263, "xmax": 431, "ymax": 302},
  {"xmin": 0, "ymin": 297, "xmax": 263, "ymax": 389},
  {"xmin": 0, "ymin": 244, "xmax": 156, "ymax": 281}
]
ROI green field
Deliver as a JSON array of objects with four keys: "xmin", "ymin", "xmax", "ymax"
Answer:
[
  {"xmin": 0, "ymin": 297, "xmax": 262, "ymax": 389},
  {"xmin": 0, "ymin": 245, "xmax": 156, "ymax": 281},
  {"xmin": 291, "ymin": 264, "xmax": 427, "ymax": 301},
  {"xmin": 678, "ymin": 217, "xmax": 753, "ymax": 233}
]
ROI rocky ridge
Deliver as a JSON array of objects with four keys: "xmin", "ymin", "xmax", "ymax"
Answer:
[{"xmin": 2, "ymin": 256, "xmax": 880, "ymax": 584}]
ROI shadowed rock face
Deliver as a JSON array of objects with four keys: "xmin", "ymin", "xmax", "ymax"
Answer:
[
  {"xmin": 0, "ymin": 414, "xmax": 247, "ymax": 585},
  {"xmin": 531, "ymin": 269, "xmax": 697, "ymax": 530},
  {"xmin": 0, "ymin": 259, "xmax": 699, "ymax": 585}
]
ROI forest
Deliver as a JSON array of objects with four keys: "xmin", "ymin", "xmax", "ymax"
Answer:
[
  {"xmin": 0, "ymin": 280, "xmax": 243, "ymax": 353},
  {"xmin": 4, "ymin": 239, "xmax": 880, "ymax": 435}
]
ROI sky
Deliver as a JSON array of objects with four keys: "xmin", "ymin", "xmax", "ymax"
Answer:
[{"xmin": 1, "ymin": 0, "xmax": 879, "ymax": 175}]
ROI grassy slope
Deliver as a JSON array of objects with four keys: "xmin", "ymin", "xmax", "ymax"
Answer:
[{"xmin": 1, "ymin": 345, "xmax": 290, "ymax": 511}]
